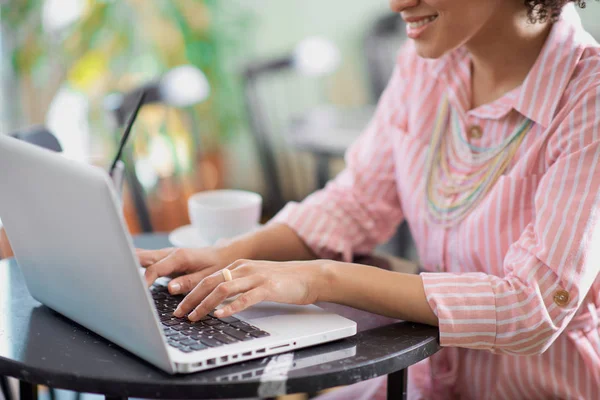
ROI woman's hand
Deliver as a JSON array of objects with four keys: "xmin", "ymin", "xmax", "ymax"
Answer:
[
  {"xmin": 172, "ymin": 259, "xmax": 329, "ymax": 321},
  {"xmin": 136, "ymin": 247, "xmax": 234, "ymax": 295}
]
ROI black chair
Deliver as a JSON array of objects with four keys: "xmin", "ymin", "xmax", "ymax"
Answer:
[
  {"xmin": 242, "ymin": 57, "xmax": 296, "ymax": 215},
  {"xmin": 11, "ymin": 126, "xmax": 63, "ymax": 153},
  {"xmin": 1, "ymin": 126, "xmax": 62, "ymax": 400},
  {"xmin": 104, "ymin": 66, "xmax": 210, "ymax": 233},
  {"xmin": 104, "ymin": 85, "xmax": 159, "ymax": 233},
  {"xmin": 242, "ymin": 38, "xmax": 344, "ymax": 216}
]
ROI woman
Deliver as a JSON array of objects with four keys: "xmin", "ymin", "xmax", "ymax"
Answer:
[{"xmin": 138, "ymin": 0, "xmax": 600, "ymax": 398}]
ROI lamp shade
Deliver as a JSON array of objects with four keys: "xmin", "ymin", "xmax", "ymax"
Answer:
[
  {"xmin": 158, "ymin": 65, "xmax": 211, "ymax": 108},
  {"xmin": 292, "ymin": 36, "xmax": 341, "ymax": 76}
]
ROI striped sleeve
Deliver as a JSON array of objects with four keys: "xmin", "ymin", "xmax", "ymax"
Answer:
[
  {"xmin": 270, "ymin": 45, "xmax": 416, "ymax": 262},
  {"xmin": 422, "ymin": 86, "xmax": 600, "ymax": 355}
]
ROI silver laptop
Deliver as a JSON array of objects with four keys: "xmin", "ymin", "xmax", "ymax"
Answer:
[{"xmin": 0, "ymin": 134, "xmax": 356, "ymax": 374}]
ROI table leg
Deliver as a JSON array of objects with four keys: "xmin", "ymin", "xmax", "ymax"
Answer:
[
  {"xmin": 387, "ymin": 369, "xmax": 407, "ymax": 400},
  {"xmin": 19, "ymin": 381, "xmax": 37, "ymax": 400},
  {"xmin": 1, "ymin": 377, "xmax": 13, "ymax": 400}
]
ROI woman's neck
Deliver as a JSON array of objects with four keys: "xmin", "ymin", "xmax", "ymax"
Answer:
[{"xmin": 466, "ymin": 6, "xmax": 553, "ymax": 109}]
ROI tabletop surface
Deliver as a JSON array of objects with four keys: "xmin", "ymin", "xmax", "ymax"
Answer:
[{"xmin": 0, "ymin": 234, "xmax": 439, "ymax": 399}]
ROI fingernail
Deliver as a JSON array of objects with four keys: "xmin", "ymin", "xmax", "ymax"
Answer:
[
  {"xmin": 173, "ymin": 307, "xmax": 183, "ymax": 318},
  {"xmin": 170, "ymin": 282, "xmax": 181, "ymax": 294},
  {"xmin": 188, "ymin": 310, "xmax": 198, "ymax": 321},
  {"xmin": 214, "ymin": 309, "xmax": 224, "ymax": 317}
]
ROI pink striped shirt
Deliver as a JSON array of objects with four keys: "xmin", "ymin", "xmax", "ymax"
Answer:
[{"xmin": 273, "ymin": 5, "xmax": 600, "ymax": 399}]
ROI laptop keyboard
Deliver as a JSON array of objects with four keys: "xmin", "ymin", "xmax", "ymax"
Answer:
[{"xmin": 151, "ymin": 285, "xmax": 270, "ymax": 353}]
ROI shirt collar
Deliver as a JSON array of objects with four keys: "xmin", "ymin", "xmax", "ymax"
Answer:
[
  {"xmin": 427, "ymin": 4, "xmax": 592, "ymax": 128},
  {"xmin": 514, "ymin": 4, "xmax": 590, "ymax": 128}
]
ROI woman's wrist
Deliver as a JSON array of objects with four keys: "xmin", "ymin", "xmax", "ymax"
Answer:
[
  {"xmin": 215, "ymin": 223, "xmax": 316, "ymax": 265},
  {"xmin": 315, "ymin": 261, "xmax": 343, "ymax": 303},
  {"xmin": 214, "ymin": 236, "xmax": 256, "ymax": 267}
]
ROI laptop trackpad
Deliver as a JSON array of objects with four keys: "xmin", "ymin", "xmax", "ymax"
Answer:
[{"xmin": 220, "ymin": 300, "xmax": 322, "ymax": 321}]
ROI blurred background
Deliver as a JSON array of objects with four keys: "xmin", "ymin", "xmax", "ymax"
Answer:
[
  {"xmin": 2, "ymin": 0, "xmax": 600, "ymax": 241},
  {"xmin": 2, "ymin": 1, "xmax": 600, "ymax": 399},
  {"xmin": 0, "ymin": 0, "xmax": 403, "ymax": 242}
]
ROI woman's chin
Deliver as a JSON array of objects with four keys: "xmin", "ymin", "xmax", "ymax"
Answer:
[{"xmin": 414, "ymin": 41, "xmax": 448, "ymax": 60}]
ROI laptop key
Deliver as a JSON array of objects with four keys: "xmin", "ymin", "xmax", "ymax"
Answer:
[
  {"xmin": 180, "ymin": 339, "xmax": 197, "ymax": 346},
  {"xmin": 171, "ymin": 324, "xmax": 188, "ymax": 331},
  {"xmin": 203, "ymin": 319, "xmax": 220, "ymax": 326},
  {"xmin": 222, "ymin": 327, "xmax": 250, "ymax": 341},
  {"xmin": 199, "ymin": 336, "xmax": 224, "ymax": 347},
  {"xmin": 218, "ymin": 316, "xmax": 240, "ymax": 324},
  {"xmin": 179, "ymin": 347, "xmax": 193, "ymax": 353},
  {"xmin": 162, "ymin": 320, "xmax": 181, "ymax": 327},
  {"xmin": 212, "ymin": 332, "xmax": 239, "ymax": 344},
  {"xmin": 164, "ymin": 330, "xmax": 179, "ymax": 337},
  {"xmin": 181, "ymin": 329, "xmax": 195, "ymax": 336},
  {"xmin": 237, "ymin": 325, "xmax": 258, "ymax": 333},
  {"xmin": 190, "ymin": 343, "xmax": 208, "ymax": 351},
  {"xmin": 250, "ymin": 330, "xmax": 270, "ymax": 338},
  {"xmin": 213, "ymin": 323, "xmax": 229, "ymax": 331},
  {"xmin": 190, "ymin": 324, "xmax": 209, "ymax": 332}
]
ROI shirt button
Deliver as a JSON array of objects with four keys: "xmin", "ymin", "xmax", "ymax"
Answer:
[
  {"xmin": 553, "ymin": 290, "xmax": 570, "ymax": 307},
  {"xmin": 469, "ymin": 125, "xmax": 483, "ymax": 139}
]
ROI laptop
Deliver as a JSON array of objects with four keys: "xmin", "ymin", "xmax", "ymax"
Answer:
[{"xmin": 0, "ymin": 134, "xmax": 357, "ymax": 374}]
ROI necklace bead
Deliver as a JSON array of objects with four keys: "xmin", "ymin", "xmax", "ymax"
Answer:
[{"xmin": 425, "ymin": 98, "xmax": 533, "ymax": 227}]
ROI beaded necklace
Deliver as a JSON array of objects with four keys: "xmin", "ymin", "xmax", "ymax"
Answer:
[{"xmin": 425, "ymin": 97, "xmax": 534, "ymax": 227}]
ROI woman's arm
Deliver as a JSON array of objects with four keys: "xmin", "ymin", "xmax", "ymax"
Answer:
[
  {"xmin": 218, "ymin": 223, "xmax": 317, "ymax": 262},
  {"xmin": 168, "ymin": 255, "xmax": 438, "ymax": 327},
  {"xmin": 321, "ymin": 263, "xmax": 438, "ymax": 326}
]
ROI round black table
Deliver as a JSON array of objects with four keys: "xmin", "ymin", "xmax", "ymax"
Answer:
[{"xmin": 0, "ymin": 234, "xmax": 439, "ymax": 400}]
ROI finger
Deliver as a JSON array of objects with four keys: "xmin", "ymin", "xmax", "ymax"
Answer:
[
  {"xmin": 186, "ymin": 276, "xmax": 262, "ymax": 322},
  {"xmin": 144, "ymin": 249, "xmax": 190, "ymax": 287},
  {"xmin": 136, "ymin": 248, "xmax": 175, "ymax": 267},
  {"xmin": 168, "ymin": 267, "xmax": 219, "ymax": 295},
  {"xmin": 172, "ymin": 263, "xmax": 258, "ymax": 316},
  {"xmin": 214, "ymin": 287, "xmax": 268, "ymax": 318}
]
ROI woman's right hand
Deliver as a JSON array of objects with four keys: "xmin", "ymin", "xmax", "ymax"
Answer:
[
  {"xmin": 136, "ymin": 247, "xmax": 234, "ymax": 295},
  {"xmin": 136, "ymin": 223, "xmax": 317, "ymax": 296}
]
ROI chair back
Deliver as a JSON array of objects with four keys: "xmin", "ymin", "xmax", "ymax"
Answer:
[
  {"xmin": 11, "ymin": 126, "xmax": 63, "ymax": 152},
  {"xmin": 242, "ymin": 56, "xmax": 329, "ymax": 215}
]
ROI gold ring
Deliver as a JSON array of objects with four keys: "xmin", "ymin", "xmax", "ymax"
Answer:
[{"xmin": 222, "ymin": 268, "xmax": 233, "ymax": 282}]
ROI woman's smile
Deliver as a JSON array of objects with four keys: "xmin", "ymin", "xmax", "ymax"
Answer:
[{"xmin": 403, "ymin": 14, "xmax": 439, "ymax": 39}]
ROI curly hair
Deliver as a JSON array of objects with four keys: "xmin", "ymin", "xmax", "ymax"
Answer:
[{"xmin": 525, "ymin": 0, "xmax": 589, "ymax": 23}]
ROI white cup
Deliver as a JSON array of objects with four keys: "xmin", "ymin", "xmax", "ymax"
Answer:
[{"xmin": 188, "ymin": 190, "xmax": 262, "ymax": 245}]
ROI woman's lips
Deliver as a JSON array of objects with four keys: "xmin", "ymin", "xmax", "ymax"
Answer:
[{"xmin": 405, "ymin": 15, "xmax": 438, "ymax": 39}]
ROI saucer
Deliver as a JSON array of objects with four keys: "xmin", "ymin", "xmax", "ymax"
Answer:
[
  {"xmin": 168, "ymin": 225, "xmax": 210, "ymax": 248},
  {"xmin": 168, "ymin": 224, "xmax": 262, "ymax": 248}
]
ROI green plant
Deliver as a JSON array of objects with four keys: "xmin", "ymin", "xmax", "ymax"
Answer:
[{"xmin": 1, "ymin": 0, "xmax": 254, "ymax": 151}]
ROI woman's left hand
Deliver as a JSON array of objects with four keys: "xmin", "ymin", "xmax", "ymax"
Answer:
[{"xmin": 172, "ymin": 259, "xmax": 330, "ymax": 321}]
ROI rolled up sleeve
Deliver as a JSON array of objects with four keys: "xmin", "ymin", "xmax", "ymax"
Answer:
[{"xmin": 422, "ymin": 87, "xmax": 600, "ymax": 355}]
